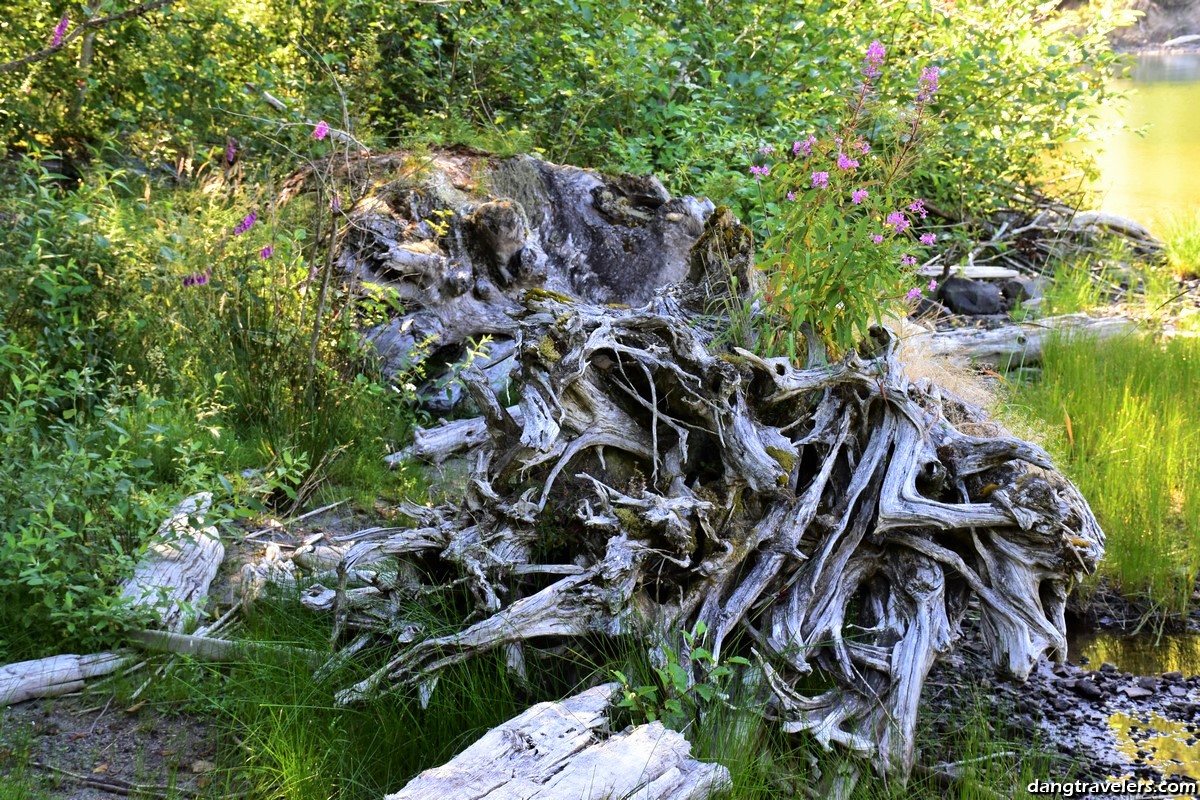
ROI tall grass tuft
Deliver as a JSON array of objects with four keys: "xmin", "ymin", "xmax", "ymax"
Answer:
[
  {"xmin": 1162, "ymin": 210, "xmax": 1200, "ymax": 280},
  {"xmin": 1007, "ymin": 333, "xmax": 1200, "ymax": 614}
]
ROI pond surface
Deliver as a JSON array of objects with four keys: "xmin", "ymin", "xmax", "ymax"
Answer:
[
  {"xmin": 1088, "ymin": 52, "xmax": 1200, "ymax": 233},
  {"xmin": 1070, "ymin": 631, "xmax": 1200, "ymax": 676}
]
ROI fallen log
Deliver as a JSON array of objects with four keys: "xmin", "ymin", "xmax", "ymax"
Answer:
[
  {"xmin": 387, "ymin": 683, "xmax": 730, "ymax": 800},
  {"xmin": 120, "ymin": 492, "xmax": 225, "ymax": 632},
  {"xmin": 909, "ymin": 313, "xmax": 1139, "ymax": 368},
  {"xmin": 0, "ymin": 652, "xmax": 130, "ymax": 706}
]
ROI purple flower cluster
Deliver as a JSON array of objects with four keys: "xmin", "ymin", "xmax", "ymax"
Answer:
[
  {"xmin": 909, "ymin": 199, "xmax": 928, "ymax": 218},
  {"xmin": 330, "ymin": 193, "xmax": 342, "ymax": 212},
  {"xmin": 863, "ymin": 40, "xmax": 885, "ymax": 79},
  {"xmin": 900, "ymin": 255, "xmax": 918, "ymax": 268},
  {"xmin": 749, "ymin": 165, "xmax": 770, "ymax": 181},
  {"xmin": 885, "ymin": 211, "xmax": 909, "ymax": 234},
  {"xmin": 794, "ymin": 136, "xmax": 816, "ymax": 157},
  {"xmin": 836, "ymin": 152, "xmax": 859, "ymax": 171},
  {"xmin": 920, "ymin": 233, "xmax": 936, "ymax": 246},
  {"xmin": 928, "ymin": 279, "xmax": 939, "ymax": 292},
  {"xmin": 233, "ymin": 211, "xmax": 257, "ymax": 235},
  {"xmin": 906, "ymin": 286, "xmax": 923, "ymax": 301},
  {"xmin": 260, "ymin": 245, "xmax": 274, "ymax": 259},
  {"xmin": 811, "ymin": 171, "xmax": 829, "ymax": 189},
  {"xmin": 313, "ymin": 120, "xmax": 330, "ymax": 140},
  {"xmin": 757, "ymin": 144, "xmax": 775, "ymax": 155},
  {"xmin": 51, "ymin": 14, "xmax": 69, "ymax": 48},
  {"xmin": 871, "ymin": 234, "xmax": 884, "ymax": 244},
  {"xmin": 786, "ymin": 191, "xmax": 796, "ymax": 202},
  {"xmin": 917, "ymin": 66, "xmax": 940, "ymax": 104},
  {"xmin": 851, "ymin": 189, "xmax": 868, "ymax": 205},
  {"xmin": 225, "ymin": 138, "xmax": 238, "ymax": 165},
  {"xmin": 182, "ymin": 269, "xmax": 211, "ymax": 288}
]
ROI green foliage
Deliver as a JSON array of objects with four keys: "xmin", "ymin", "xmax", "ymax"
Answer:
[
  {"xmin": 368, "ymin": 0, "xmax": 1132, "ymax": 220},
  {"xmin": 1162, "ymin": 209, "xmax": 1200, "ymax": 280},
  {"xmin": 613, "ymin": 621, "xmax": 750, "ymax": 732},
  {"xmin": 0, "ymin": 140, "xmax": 419, "ymax": 656},
  {"xmin": 746, "ymin": 51, "xmax": 938, "ymax": 357},
  {"xmin": 1007, "ymin": 333, "xmax": 1200, "ymax": 614}
]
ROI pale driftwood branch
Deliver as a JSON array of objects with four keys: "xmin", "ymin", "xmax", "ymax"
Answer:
[
  {"xmin": 910, "ymin": 313, "xmax": 1138, "ymax": 368},
  {"xmin": 0, "ymin": 652, "xmax": 131, "ymax": 706},
  {"xmin": 387, "ymin": 683, "xmax": 730, "ymax": 800},
  {"xmin": 120, "ymin": 492, "xmax": 225, "ymax": 632},
  {"xmin": 126, "ymin": 629, "xmax": 323, "ymax": 667}
]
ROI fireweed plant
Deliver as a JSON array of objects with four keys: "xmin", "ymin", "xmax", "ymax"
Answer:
[{"xmin": 750, "ymin": 42, "xmax": 941, "ymax": 359}]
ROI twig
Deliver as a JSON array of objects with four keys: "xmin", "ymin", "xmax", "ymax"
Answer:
[
  {"xmin": 30, "ymin": 761, "xmax": 195, "ymax": 798},
  {"xmin": 87, "ymin": 694, "xmax": 114, "ymax": 736}
]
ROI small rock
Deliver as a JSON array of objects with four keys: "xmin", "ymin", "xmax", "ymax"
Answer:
[
  {"xmin": 1100, "ymin": 662, "xmax": 1118, "ymax": 673},
  {"xmin": 939, "ymin": 277, "xmax": 1002, "ymax": 315},
  {"xmin": 1169, "ymin": 685, "xmax": 1188, "ymax": 698},
  {"xmin": 1121, "ymin": 686, "xmax": 1154, "ymax": 699},
  {"xmin": 1074, "ymin": 678, "xmax": 1104, "ymax": 700},
  {"xmin": 1137, "ymin": 676, "xmax": 1157, "ymax": 690},
  {"xmin": 1163, "ymin": 671, "xmax": 1184, "ymax": 682}
]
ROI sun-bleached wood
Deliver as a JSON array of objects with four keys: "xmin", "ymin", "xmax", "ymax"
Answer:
[
  {"xmin": 315, "ymin": 285, "xmax": 1103, "ymax": 786},
  {"xmin": 387, "ymin": 683, "xmax": 730, "ymax": 800}
]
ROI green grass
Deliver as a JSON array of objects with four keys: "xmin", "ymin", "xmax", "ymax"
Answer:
[
  {"xmin": 1006, "ymin": 332, "xmax": 1200, "ymax": 614},
  {"xmin": 1162, "ymin": 210, "xmax": 1200, "ymax": 280},
  {"xmin": 106, "ymin": 590, "xmax": 1062, "ymax": 800}
]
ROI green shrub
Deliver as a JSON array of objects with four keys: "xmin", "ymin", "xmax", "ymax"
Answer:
[{"xmin": 746, "ymin": 42, "xmax": 941, "ymax": 357}]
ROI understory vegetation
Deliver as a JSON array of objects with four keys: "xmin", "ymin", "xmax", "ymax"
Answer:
[
  {"xmin": 1009, "ymin": 332, "xmax": 1200, "ymax": 617},
  {"xmin": 0, "ymin": 0, "xmax": 1192, "ymax": 797}
]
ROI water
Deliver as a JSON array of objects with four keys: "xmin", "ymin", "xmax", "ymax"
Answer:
[
  {"xmin": 1070, "ymin": 631, "xmax": 1200, "ymax": 676},
  {"xmin": 1087, "ymin": 52, "xmax": 1200, "ymax": 234}
]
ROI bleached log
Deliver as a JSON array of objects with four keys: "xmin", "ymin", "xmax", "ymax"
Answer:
[
  {"xmin": 916, "ymin": 265, "xmax": 1020, "ymax": 279},
  {"xmin": 911, "ymin": 313, "xmax": 1137, "ymax": 368},
  {"xmin": 387, "ymin": 683, "xmax": 730, "ymax": 800},
  {"xmin": 120, "ymin": 492, "xmax": 224, "ymax": 632},
  {"xmin": 126, "ymin": 629, "xmax": 322, "ymax": 667},
  {"xmin": 0, "ymin": 652, "xmax": 131, "ymax": 706}
]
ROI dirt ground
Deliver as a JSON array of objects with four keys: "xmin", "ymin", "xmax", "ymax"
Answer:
[{"xmin": 0, "ymin": 691, "xmax": 218, "ymax": 798}]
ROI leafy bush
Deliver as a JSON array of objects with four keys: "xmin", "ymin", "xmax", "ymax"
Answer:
[
  {"xmin": 369, "ymin": 0, "xmax": 1133, "ymax": 220},
  {"xmin": 747, "ymin": 42, "xmax": 941, "ymax": 356}
]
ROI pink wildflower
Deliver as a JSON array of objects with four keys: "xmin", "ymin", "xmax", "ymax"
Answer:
[
  {"xmin": 51, "ymin": 14, "xmax": 69, "ymax": 48},
  {"xmin": 928, "ymin": 279, "xmax": 939, "ymax": 292},
  {"xmin": 852, "ymin": 189, "xmax": 869, "ymax": 205},
  {"xmin": 885, "ymin": 211, "xmax": 910, "ymax": 234},
  {"xmin": 919, "ymin": 233, "xmax": 936, "ymax": 245},
  {"xmin": 906, "ymin": 286, "xmax": 922, "ymax": 301},
  {"xmin": 836, "ymin": 152, "xmax": 859, "ymax": 171},
  {"xmin": 863, "ymin": 40, "xmax": 886, "ymax": 79},
  {"xmin": 313, "ymin": 120, "xmax": 331, "ymax": 140},
  {"xmin": 811, "ymin": 171, "xmax": 829, "ymax": 188},
  {"xmin": 260, "ymin": 245, "xmax": 274, "ymax": 259},
  {"xmin": 901, "ymin": 255, "xmax": 918, "ymax": 267}
]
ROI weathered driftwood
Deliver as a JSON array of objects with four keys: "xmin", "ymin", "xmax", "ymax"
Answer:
[
  {"xmin": 0, "ymin": 493, "xmax": 225, "ymax": 706},
  {"xmin": 388, "ymin": 683, "xmax": 730, "ymax": 800},
  {"xmin": 911, "ymin": 313, "xmax": 1138, "ymax": 368},
  {"xmin": 0, "ymin": 652, "xmax": 131, "ymax": 706},
  {"xmin": 126, "ymin": 629, "xmax": 322, "ymax": 667},
  {"xmin": 120, "ymin": 492, "xmax": 224, "ymax": 632},
  {"xmin": 313, "ymin": 274, "xmax": 1103, "ymax": 782}
]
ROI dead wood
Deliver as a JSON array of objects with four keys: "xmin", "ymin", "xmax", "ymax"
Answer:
[
  {"xmin": 311, "ymin": 284, "xmax": 1103, "ymax": 781},
  {"xmin": 387, "ymin": 683, "xmax": 730, "ymax": 800}
]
